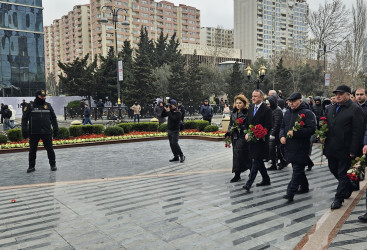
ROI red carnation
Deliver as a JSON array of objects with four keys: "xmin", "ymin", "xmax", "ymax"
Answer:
[
  {"xmin": 300, "ymin": 114, "xmax": 306, "ymax": 118},
  {"xmin": 323, "ymin": 121, "xmax": 327, "ymax": 125},
  {"xmin": 237, "ymin": 118, "xmax": 244, "ymax": 125},
  {"xmin": 320, "ymin": 117, "xmax": 326, "ymax": 120},
  {"xmin": 300, "ymin": 121, "xmax": 305, "ymax": 127}
]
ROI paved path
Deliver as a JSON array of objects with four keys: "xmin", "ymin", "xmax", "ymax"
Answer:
[{"xmin": 0, "ymin": 141, "xmax": 366, "ymax": 249}]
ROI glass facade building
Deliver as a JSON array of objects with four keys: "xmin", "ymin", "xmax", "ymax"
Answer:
[{"xmin": 0, "ymin": 0, "xmax": 45, "ymax": 97}]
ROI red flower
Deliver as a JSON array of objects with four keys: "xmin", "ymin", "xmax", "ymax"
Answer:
[
  {"xmin": 323, "ymin": 121, "xmax": 327, "ymax": 125},
  {"xmin": 300, "ymin": 121, "xmax": 305, "ymax": 127},
  {"xmin": 320, "ymin": 117, "xmax": 326, "ymax": 120},
  {"xmin": 300, "ymin": 114, "xmax": 306, "ymax": 118},
  {"xmin": 237, "ymin": 118, "xmax": 244, "ymax": 125}
]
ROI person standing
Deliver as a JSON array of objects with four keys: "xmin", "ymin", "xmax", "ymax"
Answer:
[
  {"xmin": 200, "ymin": 99, "xmax": 213, "ymax": 124},
  {"xmin": 279, "ymin": 93, "xmax": 316, "ymax": 201},
  {"xmin": 219, "ymin": 98, "xmax": 225, "ymax": 113},
  {"xmin": 266, "ymin": 94, "xmax": 284, "ymax": 170},
  {"xmin": 177, "ymin": 101, "xmax": 185, "ymax": 122},
  {"xmin": 83, "ymin": 104, "xmax": 93, "ymax": 125},
  {"xmin": 22, "ymin": 90, "xmax": 58, "ymax": 173},
  {"xmin": 0, "ymin": 103, "xmax": 4, "ymax": 124},
  {"xmin": 324, "ymin": 85, "xmax": 365, "ymax": 209},
  {"xmin": 2, "ymin": 105, "xmax": 12, "ymax": 131},
  {"xmin": 20, "ymin": 99, "xmax": 27, "ymax": 113},
  {"xmin": 226, "ymin": 94, "xmax": 251, "ymax": 182},
  {"xmin": 312, "ymin": 96, "xmax": 323, "ymax": 129},
  {"xmin": 359, "ymin": 143, "xmax": 367, "ymax": 222},
  {"xmin": 8, "ymin": 105, "xmax": 16, "ymax": 129},
  {"xmin": 131, "ymin": 101, "xmax": 141, "ymax": 123},
  {"xmin": 154, "ymin": 100, "xmax": 167, "ymax": 125},
  {"xmin": 96, "ymin": 99, "xmax": 105, "ymax": 120},
  {"xmin": 243, "ymin": 90, "xmax": 273, "ymax": 192},
  {"xmin": 161, "ymin": 99, "xmax": 185, "ymax": 163}
]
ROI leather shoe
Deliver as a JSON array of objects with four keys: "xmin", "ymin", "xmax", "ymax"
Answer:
[
  {"xmin": 358, "ymin": 213, "xmax": 367, "ymax": 223},
  {"xmin": 169, "ymin": 157, "xmax": 179, "ymax": 162},
  {"xmin": 278, "ymin": 162, "xmax": 288, "ymax": 170},
  {"xmin": 243, "ymin": 185, "xmax": 250, "ymax": 191},
  {"xmin": 179, "ymin": 155, "xmax": 185, "ymax": 163},
  {"xmin": 27, "ymin": 167, "xmax": 35, "ymax": 173},
  {"xmin": 50, "ymin": 165, "xmax": 57, "ymax": 171},
  {"xmin": 230, "ymin": 175, "xmax": 241, "ymax": 183},
  {"xmin": 296, "ymin": 188, "xmax": 309, "ymax": 194},
  {"xmin": 344, "ymin": 189, "xmax": 353, "ymax": 199},
  {"xmin": 283, "ymin": 194, "xmax": 294, "ymax": 202},
  {"xmin": 267, "ymin": 165, "xmax": 277, "ymax": 171},
  {"xmin": 256, "ymin": 180, "xmax": 271, "ymax": 187},
  {"xmin": 331, "ymin": 200, "xmax": 343, "ymax": 209}
]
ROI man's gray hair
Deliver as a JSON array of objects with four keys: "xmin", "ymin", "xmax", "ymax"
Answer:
[{"xmin": 253, "ymin": 89, "xmax": 264, "ymax": 97}]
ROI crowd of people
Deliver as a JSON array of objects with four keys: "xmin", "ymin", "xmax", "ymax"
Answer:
[{"xmin": 224, "ymin": 85, "xmax": 367, "ymax": 223}]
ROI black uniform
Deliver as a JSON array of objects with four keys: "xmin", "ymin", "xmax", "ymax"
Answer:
[{"xmin": 22, "ymin": 96, "xmax": 58, "ymax": 172}]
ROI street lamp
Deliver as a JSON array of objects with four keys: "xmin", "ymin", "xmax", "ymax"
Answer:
[
  {"xmin": 98, "ymin": 5, "xmax": 130, "ymax": 120},
  {"xmin": 246, "ymin": 64, "xmax": 267, "ymax": 89}
]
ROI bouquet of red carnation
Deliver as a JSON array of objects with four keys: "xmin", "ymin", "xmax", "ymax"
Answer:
[
  {"xmin": 246, "ymin": 124, "xmax": 268, "ymax": 142},
  {"xmin": 315, "ymin": 117, "xmax": 328, "ymax": 143},
  {"xmin": 287, "ymin": 113, "xmax": 305, "ymax": 138},
  {"xmin": 230, "ymin": 118, "xmax": 244, "ymax": 134},
  {"xmin": 224, "ymin": 137, "xmax": 231, "ymax": 148}
]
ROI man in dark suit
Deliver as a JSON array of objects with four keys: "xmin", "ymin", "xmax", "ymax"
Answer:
[
  {"xmin": 243, "ymin": 90, "xmax": 273, "ymax": 192},
  {"xmin": 324, "ymin": 85, "xmax": 365, "ymax": 209}
]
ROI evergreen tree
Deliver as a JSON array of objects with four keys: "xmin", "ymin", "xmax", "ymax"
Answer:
[
  {"xmin": 166, "ymin": 32, "xmax": 181, "ymax": 64},
  {"xmin": 167, "ymin": 55, "xmax": 187, "ymax": 101},
  {"xmin": 120, "ymin": 40, "xmax": 135, "ymax": 106},
  {"xmin": 274, "ymin": 58, "xmax": 293, "ymax": 97},
  {"xmin": 154, "ymin": 31, "xmax": 168, "ymax": 68},
  {"xmin": 185, "ymin": 52, "xmax": 203, "ymax": 104},
  {"xmin": 227, "ymin": 61, "xmax": 245, "ymax": 103}
]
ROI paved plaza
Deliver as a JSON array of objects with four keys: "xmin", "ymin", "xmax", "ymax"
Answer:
[{"xmin": 0, "ymin": 140, "xmax": 366, "ymax": 249}]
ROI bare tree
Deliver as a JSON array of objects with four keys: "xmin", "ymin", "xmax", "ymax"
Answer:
[{"xmin": 307, "ymin": 0, "xmax": 351, "ymax": 60}]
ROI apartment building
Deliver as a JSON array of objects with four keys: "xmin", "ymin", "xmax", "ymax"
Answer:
[
  {"xmin": 0, "ymin": 0, "xmax": 45, "ymax": 97},
  {"xmin": 44, "ymin": 0, "xmax": 200, "ymax": 79},
  {"xmin": 234, "ymin": 0, "xmax": 309, "ymax": 62},
  {"xmin": 200, "ymin": 27, "xmax": 234, "ymax": 48}
]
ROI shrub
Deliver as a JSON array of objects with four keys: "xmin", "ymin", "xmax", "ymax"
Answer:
[
  {"xmin": 158, "ymin": 123, "xmax": 168, "ymax": 132},
  {"xmin": 204, "ymin": 125, "xmax": 219, "ymax": 132},
  {"xmin": 184, "ymin": 120, "xmax": 210, "ymax": 131},
  {"xmin": 67, "ymin": 100, "xmax": 82, "ymax": 109},
  {"xmin": 69, "ymin": 125, "xmax": 83, "ymax": 137},
  {"xmin": 0, "ymin": 134, "xmax": 7, "ymax": 143},
  {"xmin": 130, "ymin": 122, "xmax": 159, "ymax": 132},
  {"xmin": 104, "ymin": 126, "xmax": 124, "ymax": 136},
  {"xmin": 7, "ymin": 129, "xmax": 22, "ymax": 142},
  {"xmin": 81, "ymin": 125, "xmax": 104, "ymax": 135},
  {"xmin": 117, "ymin": 123, "xmax": 133, "ymax": 133},
  {"xmin": 55, "ymin": 127, "xmax": 70, "ymax": 139}
]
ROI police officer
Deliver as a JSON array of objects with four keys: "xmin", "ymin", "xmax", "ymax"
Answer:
[{"xmin": 22, "ymin": 90, "xmax": 58, "ymax": 173}]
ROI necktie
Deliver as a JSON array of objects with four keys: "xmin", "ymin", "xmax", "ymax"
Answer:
[
  {"xmin": 253, "ymin": 105, "xmax": 258, "ymax": 116},
  {"xmin": 336, "ymin": 105, "xmax": 340, "ymax": 113}
]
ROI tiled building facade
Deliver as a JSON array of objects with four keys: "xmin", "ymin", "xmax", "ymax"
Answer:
[
  {"xmin": 0, "ymin": 0, "xmax": 45, "ymax": 97},
  {"xmin": 44, "ymin": 0, "xmax": 200, "ymax": 79},
  {"xmin": 200, "ymin": 27, "xmax": 234, "ymax": 49}
]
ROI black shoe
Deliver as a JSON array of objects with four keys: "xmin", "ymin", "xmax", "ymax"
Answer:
[
  {"xmin": 267, "ymin": 165, "xmax": 277, "ymax": 171},
  {"xmin": 331, "ymin": 200, "xmax": 343, "ymax": 209},
  {"xmin": 278, "ymin": 162, "xmax": 287, "ymax": 170},
  {"xmin": 51, "ymin": 165, "xmax": 57, "ymax": 171},
  {"xmin": 169, "ymin": 157, "xmax": 179, "ymax": 162},
  {"xmin": 27, "ymin": 167, "xmax": 35, "ymax": 173},
  {"xmin": 179, "ymin": 155, "xmax": 185, "ymax": 163},
  {"xmin": 296, "ymin": 188, "xmax": 309, "ymax": 194},
  {"xmin": 358, "ymin": 213, "xmax": 367, "ymax": 223},
  {"xmin": 283, "ymin": 194, "xmax": 294, "ymax": 202},
  {"xmin": 230, "ymin": 175, "xmax": 241, "ymax": 183},
  {"xmin": 243, "ymin": 185, "xmax": 250, "ymax": 191},
  {"xmin": 256, "ymin": 180, "xmax": 271, "ymax": 187}
]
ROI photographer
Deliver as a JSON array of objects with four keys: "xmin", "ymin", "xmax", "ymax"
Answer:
[{"xmin": 162, "ymin": 99, "xmax": 185, "ymax": 163}]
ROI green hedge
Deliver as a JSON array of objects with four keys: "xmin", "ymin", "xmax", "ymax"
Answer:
[
  {"xmin": 55, "ymin": 127, "xmax": 70, "ymax": 139},
  {"xmin": 158, "ymin": 123, "xmax": 168, "ymax": 132},
  {"xmin": 184, "ymin": 120, "xmax": 210, "ymax": 131},
  {"xmin": 204, "ymin": 125, "xmax": 219, "ymax": 132},
  {"xmin": 67, "ymin": 100, "xmax": 82, "ymax": 109},
  {"xmin": 117, "ymin": 123, "xmax": 133, "ymax": 133},
  {"xmin": 7, "ymin": 129, "xmax": 23, "ymax": 142},
  {"xmin": 104, "ymin": 126, "xmax": 124, "ymax": 136},
  {"xmin": 69, "ymin": 125, "xmax": 83, "ymax": 137},
  {"xmin": 130, "ymin": 122, "xmax": 159, "ymax": 132},
  {"xmin": 82, "ymin": 125, "xmax": 104, "ymax": 135},
  {"xmin": 0, "ymin": 134, "xmax": 7, "ymax": 143}
]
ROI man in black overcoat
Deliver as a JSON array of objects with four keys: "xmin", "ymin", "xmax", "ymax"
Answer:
[
  {"xmin": 324, "ymin": 85, "xmax": 365, "ymax": 209},
  {"xmin": 243, "ymin": 90, "xmax": 273, "ymax": 192}
]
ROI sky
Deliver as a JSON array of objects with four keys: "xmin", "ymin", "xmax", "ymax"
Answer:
[{"xmin": 43, "ymin": 0, "xmax": 354, "ymax": 28}]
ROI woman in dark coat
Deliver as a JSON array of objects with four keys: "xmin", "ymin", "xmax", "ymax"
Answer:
[{"xmin": 226, "ymin": 94, "xmax": 251, "ymax": 182}]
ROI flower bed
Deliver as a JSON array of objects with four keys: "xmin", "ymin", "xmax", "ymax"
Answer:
[{"xmin": 0, "ymin": 129, "xmax": 225, "ymax": 150}]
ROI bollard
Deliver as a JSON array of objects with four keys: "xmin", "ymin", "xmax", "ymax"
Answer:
[{"xmin": 220, "ymin": 116, "xmax": 231, "ymax": 132}]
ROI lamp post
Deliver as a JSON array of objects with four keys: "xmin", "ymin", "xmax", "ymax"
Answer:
[
  {"xmin": 99, "ymin": 5, "xmax": 130, "ymax": 119},
  {"xmin": 246, "ymin": 64, "xmax": 267, "ymax": 89}
]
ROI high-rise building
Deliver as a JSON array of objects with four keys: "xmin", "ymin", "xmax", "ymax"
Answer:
[
  {"xmin": 200, "ymin": 27, "xmax": 234, "ymax": 49},
  {"xmin": 44, "ymin": 0, "xmax": 201, "ymax": 79},
  {"xmin": 234, "ymin": 0, "xmax": 309, "ymax": 62},
  {"xmin": 0, "ymin": 0, "xmax": 45, "ymax": 97}
]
